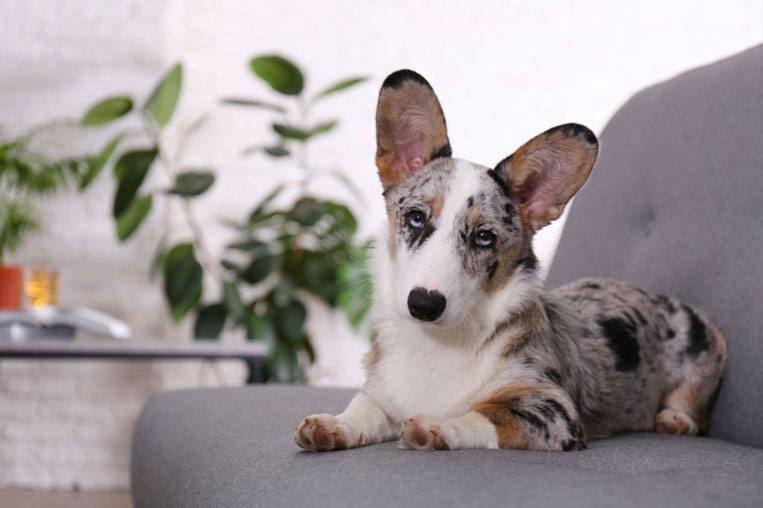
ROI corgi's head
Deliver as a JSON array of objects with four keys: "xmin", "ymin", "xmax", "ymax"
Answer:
[{"xmin": 375, "ymin": 70, "xmax": 598, "ymax": 328}]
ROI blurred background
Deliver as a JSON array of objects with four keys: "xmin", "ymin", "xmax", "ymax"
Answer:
[{"xmin": 0, "ymin": 0, "xmax": 760, "ymax": 501}]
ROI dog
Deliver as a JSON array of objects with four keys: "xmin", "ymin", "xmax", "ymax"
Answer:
[{"xmin": 294, "ymin": 69, "xmax": 728, "ymax": 452}]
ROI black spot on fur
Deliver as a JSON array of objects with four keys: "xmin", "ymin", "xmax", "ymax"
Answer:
[
  {"xmin": 599, "ymin": 317, "xmax": 641, "ymax": 371},
  {"xmin": 633, "ymin": 309, "xmax": 648, "ymax": 326},
  {"xmin": 430, "ymin": 143, "xmax": 452, "ymax": 161},
  {"xmin": 406, "ymin": 223, "xmax": 436, "ymax": 250},
  {"xmin": 459, "ymin": 229, "xmax": 467, "ymax": 242},
  {"xmin": 558, "ymin": 123, "xmax": 597, "ymax": 146},
  {"xmin": 486, "ymin": 169, "xmax": 511, "ymax": 198},
  {"xmin": 562, "ymin": 439, "xmax": 585, "ymax": 451},
  {"xmin": 397, "ymin": 197, "xmax": 405, "ymax": 204},
  {"xmin": 517, "ymin": 252, "xmax": 538, "ymax": 272},
  {"xmin": 545, "ymin": 369, "xmax": 562, "ymax": 385},
  {"xmin": 584, "ymin": 282, "xmax": 602, "ymax": 290},
  {"xmin": 510, "ymin": 409, "xmax": 548, "ymax": 437},
  {"xmin": 654, "ymin": 294, "xmax": 677, "ymax": 314},
  {"xmin": 467, "ymin": 196, "xmax": 474, "ymax": 208},
  {"xmin": 382, "ymin": 69, "xmax": 431, "ymax": 89},
  {"xmin": 543, "ymin": 398, "xmax": 571, "ymax": 425},
  {"xmin": 684, "ymin": 305, "xmax": 710, "ymax": 357},
  {"xmin": 487, "ymin": 260, "xmax": 499, "ymax": 280}
]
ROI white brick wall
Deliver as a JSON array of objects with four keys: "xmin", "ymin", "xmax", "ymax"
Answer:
[
  {"xmin": 0, "ymin": 0, "xmax": 760, "ymax": 491},
  {"xmin": 0, "ymin": 359, "xmax": 246, "ymax": 489}
]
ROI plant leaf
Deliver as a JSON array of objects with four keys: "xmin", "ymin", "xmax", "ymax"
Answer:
[
  {"xmin": 302, "ymin": 337, "xmax": 316, "ymax": 363},
  {"xmin": 220, "ymin": 97, "xmax": 286, "ymax": 113},
  {"xmin": 145, "ymin": 63, "xmax": 182, "ymax": 127},
  {"xmin": 194, "ymin": 303, "xmax": 227, "ymax": 339},
  {"xmin": 163, "ymin": 243, "xmax": 203, "ymax": 321},
  {"xmin": 223, "ymin": 281, "xmax": 245, "ymax": 320},
  {"xmin": 267, "ymin": 342, "xmax": 301, "ymax": 382},
  {"xmin": 116, "ymin": 194, "xmax": 152, "ymax": 241},
  {"xmin": 112, "ymin": 148, "xmax": 158, "ymax": 217},
  {"xmin": 249, "ymin": 55, "xmax": 304, "ymax": 96},
  {"xmin": 297, "ymin": 250, "xmax": 339, "ymax": 305},
  {"xmin": 274, "ymin": 299, "xmax": 307, "ymax": 342},
  {"xmin": 242, "ymin": 254, "xmax": 275, "ymax": 284},
  {"xmin": 272, "ymin": 123, "xmax": 311, "ymax": 141},
  {"xmin": 226, "ymin": 238, "xmax": 268, "ymax": 253},
  {"xmin": 312, "ymin": 76, "xmax": 367, "ymax": 101},
  {"xmin": 241, "ymin": 144, "xmax": 291, "ymax": 157},
  {"xmin": 247, "ymin": 314, "xmax": 275, "ymax": 345},
  {"xmin": 263, "ymin": 145, "xmax": 290, "ymax": 157},
  {"xmin": 310, "ymin": 120, "xmax": 337, "ymax": 137},
  {"xmin": 291, "ymin": 198, "xmax": 324, "ymax": 226},
  {"xmin": 220, "ymin": 259, "xmax": 242, "ymax": 272},
  {"xmin": 0, "ymin": 199, "xmax": 40, "ymax": 264},
  {"xmin": 149, "ymin": 236, "xmax": 167, "ymax": 279},
  {"xmin": 168, "ymin": 170, "xmax": 215, "ymax": 197},
  {"xmin": 248, "ymin": 185, "xmax": 284, "ymax": 224},
  {"xmin": 82, "ymin": 96, "xmax": 133, "ymax": 126},
  {"xmin": 79, "ymin": 134, "xmax": 123, "ymax": 190}
]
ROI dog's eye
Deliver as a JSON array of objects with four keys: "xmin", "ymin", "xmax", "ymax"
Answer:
[
  {"xmin": 473, "ymin": 230, "xmax": 496, "ymax": 248},
  {"xmin": 405, "ymin": 210, "xmax": 427, "ymax": 229}
]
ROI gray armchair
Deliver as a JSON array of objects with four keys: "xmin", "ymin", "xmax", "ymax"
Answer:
[{"xmin": 131, "ymin": 45, "xmax": 763, "ymax": 508}]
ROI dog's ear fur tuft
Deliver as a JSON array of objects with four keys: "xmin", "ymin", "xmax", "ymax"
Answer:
[
  {"xmin": 495, "ymin": 123, "xmax": 598, "ymax": 231},
  {"xmin": 375, "ymin": 70, "xmax": 451, "ymax": 191}
]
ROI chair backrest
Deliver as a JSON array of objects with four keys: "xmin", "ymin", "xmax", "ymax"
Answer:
[{"xmin": 545, "ymin": 45, "xmax": 763, "ymax": 449}]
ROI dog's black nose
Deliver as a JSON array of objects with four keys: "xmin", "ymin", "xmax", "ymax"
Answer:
[{"xmin": 407, "ymin": 287, "xmax": 446, "ymax": 322}]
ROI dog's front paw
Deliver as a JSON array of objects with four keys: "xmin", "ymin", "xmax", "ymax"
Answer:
[
  {"xmin": 399, "ymin": 416, "xmax": 450, "ymax": 451},
  {"xmin": 294, "ymin": 414, "xmax": 368, "ymax": 452}
]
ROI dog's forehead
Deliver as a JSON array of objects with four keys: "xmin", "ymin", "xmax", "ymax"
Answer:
[{"xmin": 390, "ymin": 158, "xmax": 500, "ymax": 206}]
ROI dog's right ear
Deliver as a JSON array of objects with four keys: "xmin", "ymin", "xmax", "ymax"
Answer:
[{"xmin": 375, "ymin": 70, "xmax": 451, "ymax": 191}]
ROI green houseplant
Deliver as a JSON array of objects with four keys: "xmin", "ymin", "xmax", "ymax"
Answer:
[
  {"xmin": 82, "ymin": 55, "xmax": 371, "ymax": 381},
  {"xmin": 0, "ymin": 124, "xmax": 108, "ymax": 308}
]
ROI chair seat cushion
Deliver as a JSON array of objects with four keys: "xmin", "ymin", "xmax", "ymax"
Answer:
[{"xmin": 131, "ymin": 386, "xmax": 763, "ymax": 508}]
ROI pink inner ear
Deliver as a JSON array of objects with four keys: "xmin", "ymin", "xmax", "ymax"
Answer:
[
  {"xmin": 398, "ymin": 137, "xmax": 427, "ymax": 173},
  {"xmin": 519, "ymin": 162, "xmax": 567, "ymax": 222}
]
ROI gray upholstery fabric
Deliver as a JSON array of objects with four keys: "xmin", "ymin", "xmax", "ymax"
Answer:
[
  {"xmin": 546, "ymin": 44, "xmax": 763, "ymax": 449},
  {"xmin": 131, "ymin": 385, "xmax": 763, "ymax": 508}
]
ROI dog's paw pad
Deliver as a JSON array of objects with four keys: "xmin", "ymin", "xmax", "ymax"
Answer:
[
  {"xmin": 654, "ymin": 409, "xmax": 698, "ymax": 436},
  {"xmin": 400, "ymin": 416, "xmax": 450, "ymax": 451},
  {"xmin": 294, "ymin": 414, "xmax": 364, "ymax": 452}
]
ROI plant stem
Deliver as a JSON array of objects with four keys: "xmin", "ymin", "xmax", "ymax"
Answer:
[
  {"xmin": 142, "ymin": 116, "xmax": 223, "ymax": 283},
  {"xmin": 295, "ymin": 96, "xmax": 312, "ymax": 196}
]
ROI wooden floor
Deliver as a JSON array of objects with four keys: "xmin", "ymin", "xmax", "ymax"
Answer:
[{"xmin": 0, "ymin": 489, "xmax": 132, "ymax": 508}]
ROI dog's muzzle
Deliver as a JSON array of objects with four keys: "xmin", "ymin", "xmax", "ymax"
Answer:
[{"xmin": 407, "ymin": 287, "xmax": 447, "ymax": 322}]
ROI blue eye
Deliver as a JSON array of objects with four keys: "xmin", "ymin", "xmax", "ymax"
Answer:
[
  {"xmin": 473, "ymin": 229, "xmax": 496, "ymax": 248},
  {"xmin": 406, "ymin": 210, "xmax": 426, "ymax": 229}
]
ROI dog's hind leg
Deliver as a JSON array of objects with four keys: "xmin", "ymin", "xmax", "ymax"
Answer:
[{"xmin": 655, "ymin": 306, "xmax": 728, "ymax": 436}]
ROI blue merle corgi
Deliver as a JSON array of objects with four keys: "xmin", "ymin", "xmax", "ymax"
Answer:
[{"xmin": 294, "ymin": 70, "xmax": 728, "ymax": 452}]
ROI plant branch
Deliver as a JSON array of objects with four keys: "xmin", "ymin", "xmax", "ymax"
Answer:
[{"xmin": 141, "ymin": 115, "xmax": 223, "ymax": 283}]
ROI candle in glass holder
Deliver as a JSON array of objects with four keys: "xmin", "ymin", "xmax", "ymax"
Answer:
[{"xmin": 25, "ymin": 266, "xmax": 59, "ymax": 308}]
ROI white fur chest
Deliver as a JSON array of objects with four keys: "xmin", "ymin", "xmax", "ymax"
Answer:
[{"xmin": 363, "ymin": 322, "xmax": 505, "ymax": 422}]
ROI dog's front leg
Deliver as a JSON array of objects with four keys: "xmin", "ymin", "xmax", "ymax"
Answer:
[{"xmin": 294, "ymin": 391, "xmax": 396, "ymax": 452}]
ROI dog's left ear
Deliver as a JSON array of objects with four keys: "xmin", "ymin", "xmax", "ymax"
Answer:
[
  {"xmin": 495, "ymin": 123, "xmax": 598, "ymax": 231},
  {"xmin": 375, "ymin": 69, "xmax": 452, "ymax": 191}
]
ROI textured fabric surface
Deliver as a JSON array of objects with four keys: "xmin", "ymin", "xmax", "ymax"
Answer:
[
  {"xmin": 545, "ymin": 44, "xmax": 763, "ymax": 449},
  {"xmin": 131, "ymin": 385, "xmax": 763, "ymax": 508}
]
